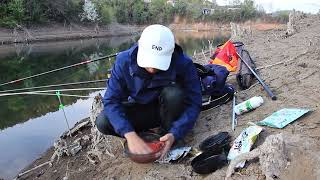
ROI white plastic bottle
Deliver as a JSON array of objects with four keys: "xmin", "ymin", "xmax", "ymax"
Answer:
[{"xmin": 234, "ymin": 96, "xmax": 264, "ymax": 115}]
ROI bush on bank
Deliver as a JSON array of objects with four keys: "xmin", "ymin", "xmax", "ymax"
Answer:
[{"xmin": 0, "ymin": 0, "xmax": 288, "ymax": 28}]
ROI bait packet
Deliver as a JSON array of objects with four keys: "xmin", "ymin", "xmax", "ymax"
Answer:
[
  {"xmin": 256, "ymin": 108, "xmax": 310, "ymax": 128},
  {"xmin": 156, "ymin": 147, "xmax": 192, "ymax": 164},
  {"xmin": 227, "ymin": 125, "xmax": 263, "ymax": 168}
]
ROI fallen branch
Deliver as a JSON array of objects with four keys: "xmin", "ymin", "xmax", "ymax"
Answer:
[
  {"xmin": 226, "ymin": 134, "xmax": 287, "ymax": 180},
  {"xmin": 201, "ymin": 49, "xmax": 207, "ymax": 60},
  {"xmin": 225, "ymin": 149, "xmax": 260, "ymax": 179},
  {"xmin": 61, "ymin": 120, "xmax": 90, "ymax": 138},
  {"xmin": 16, "ymin": 161, "xmax": 52, "ymax": 178},
  {"xmin": 256, "ymin": 50, "xmax": 308, "ymax": 71}
]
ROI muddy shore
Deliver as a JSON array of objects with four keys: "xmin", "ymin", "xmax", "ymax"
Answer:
[
  {"xmin": 0, "ymin": 22, "xmax": 282, "ymax": 45},
  {"xmin": 10, "ymin": 15, "xmax": 320, "ymax": 180},
  {"xmin": 0, "ymin": 23, "xmax": 145, "ymax": 45}
]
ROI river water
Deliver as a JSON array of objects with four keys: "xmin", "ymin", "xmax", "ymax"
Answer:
[{"xmin": 0, "ymin": 31, "xmax": 229, "ymax": 179}]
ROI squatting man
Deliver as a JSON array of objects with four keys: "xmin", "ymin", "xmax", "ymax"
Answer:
[{"xmin": 96, "ymin": 24, "xmax": 202, "ymax": 159}]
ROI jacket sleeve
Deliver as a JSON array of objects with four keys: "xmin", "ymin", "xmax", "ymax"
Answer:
[
  {"xmin": 169, "ymin": 56, "xmax": 202, "ymax": 140},
  {"xmin": 103, "ymin": 54, "xmax": 134, "ymax": 137},
  {"xmin": 204, "ymin": 64, "xmax": 229, "ymax": 94}
]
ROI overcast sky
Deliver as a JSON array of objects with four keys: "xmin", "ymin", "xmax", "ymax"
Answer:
[{"xmin": 216, "ymin": 0, "xmax": 320, "ymax": 14}]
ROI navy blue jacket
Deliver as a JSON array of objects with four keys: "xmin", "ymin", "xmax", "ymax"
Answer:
[{"xmin": 103, "ymin": 44, "xmax": 202, "ymax": 140}]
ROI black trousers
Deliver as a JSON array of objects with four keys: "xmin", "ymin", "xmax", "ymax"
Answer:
[{"xmin": 95, "ymin": 85, "xmax": 185, "ymax": 137}]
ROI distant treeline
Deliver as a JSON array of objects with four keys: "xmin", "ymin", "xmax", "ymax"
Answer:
[{"xmin": 0, "ymin": 0, "xmax": 289, "ymax": 28}]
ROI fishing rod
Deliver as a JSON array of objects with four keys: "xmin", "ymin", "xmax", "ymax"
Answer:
[
  {"xmin": 0, "ymin": 87, "xmax": 106, "ymax": 97},
  {"xmin": 17, "ymin": 91, "xmax": 96, "ymax": 98},
  {"xmin": 0, "ymin": 53, "xmax": 117, "ymax": 87},
  {"xmin": 231, "ymin": 93, "xmax": 237, "ymax": 131},
  {"xmin": 0, "ymin": 78, "xmax": 109, "ymax": 93},
  {"xmin": 236, "ymin": 52, "xmax": 277, "ymax": 100}
]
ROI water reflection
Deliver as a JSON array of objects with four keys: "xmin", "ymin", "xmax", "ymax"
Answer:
[
  {"xmin": 175, "ymin": 31, "xmax": 230, "ymax": 55},
  {"xmin": 0, "ymin": 90, "xmax": 105, "ymax": 179},
  {"xmin": 0, "ymin": 37, "xmax": 136, "ymax": 130},
  {"xmin": 0, "ymin": 32, "xmax": 229, "ymax": 179}
]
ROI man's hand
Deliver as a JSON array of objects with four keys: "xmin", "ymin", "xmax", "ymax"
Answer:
[
  {"xmin": 159, "ymin": 133, "xmax": 175, "ymax": 159},
  {"xmin": 124, "ymin": 132, "xmax": 153, "ymax": 155}
]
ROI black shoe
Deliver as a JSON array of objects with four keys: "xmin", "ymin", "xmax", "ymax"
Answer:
[
  {"xmin": 191, "ymin": 152, "xmax": 228, "ymax": 174},
  {"xmin": 199, "ymin": 132, "xmax": 231, "ymax": 154},
  {"xmin": 201, "ymin": 92, "xmax": 233, "ymax": 111}
]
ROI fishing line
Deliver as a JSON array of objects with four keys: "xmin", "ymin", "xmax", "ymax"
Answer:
[
  {"xmin": 15, "ymin": 91, "xmax": 97, "ymax": 98},
  {"xmin": 0, "ymin": 79, "xmax": 108, "ymax": 93},
  {"xmin": 0, "ymin": 53, "xmax": 117, "ymax": 87},
  {"xmin": 0, "ymin": 87, "xmax": 106, "ymax": 97}
]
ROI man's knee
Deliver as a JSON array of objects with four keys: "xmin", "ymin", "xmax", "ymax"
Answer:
[
  {"xmin": 95, "ymin": 112, "xmax": 116, "ymax": 135},
  {"xmin": 159, "ymin": 85, "xmax": 185, "ymax": 130},
  {"xmin": 160, "ymin": 85, "xmax": 184, "ymax": 105}
]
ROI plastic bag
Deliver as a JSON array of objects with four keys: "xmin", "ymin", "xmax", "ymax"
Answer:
[
  {"xmin": 256, "ymin": 108, "xmax": 310, "ymax": 128},
  {"xmin": 227, "ymin": 125, "xmax": 263, "ymax": 168},
  {"xmin": 156, "ymin": 147, "xmax": 191, "ymax": 164}
]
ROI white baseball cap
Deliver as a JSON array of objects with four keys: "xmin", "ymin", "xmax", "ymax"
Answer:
[{"xmin": 137, "ymin": 24, "xmax": 175, "ymax": 71}]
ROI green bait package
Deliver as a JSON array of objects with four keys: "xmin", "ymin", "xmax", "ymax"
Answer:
[{"xmin": 256, "ymin": 108, "xmax": 310, "ymax": 128}]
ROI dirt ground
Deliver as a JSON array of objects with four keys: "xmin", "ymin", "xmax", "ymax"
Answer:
[{"xmin": 18, "ymin": 15, "xmax": 320, "ymax": 180}]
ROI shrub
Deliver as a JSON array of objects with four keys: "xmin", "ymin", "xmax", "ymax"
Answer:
[
  {"xmin": 0, "ymin": 0, "xmax": 26, "ymax": 28},
  {"xmin": 100, "ymin": 5, "xmax": 114, "ymax": 24}
]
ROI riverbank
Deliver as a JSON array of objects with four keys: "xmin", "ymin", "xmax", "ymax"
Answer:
[
  {"xmin": 0, "ymin": 23, "xmax": 143, "ymax": 45},
  {"xmin": 0, "ymin": 22, "xmax": 284, "ymax": 45},
  {"xmin": 12, "ymin": 15, "xmax": 320, "ymax": 180}
]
